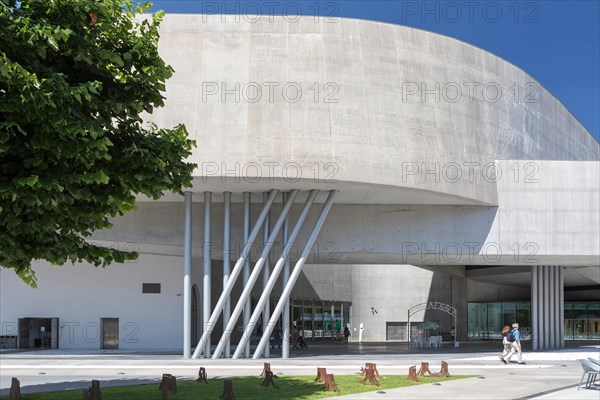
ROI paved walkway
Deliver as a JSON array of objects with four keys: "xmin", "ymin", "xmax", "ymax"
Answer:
[{"xmin": 1, "ymin": 342, "xmax": 598, "ymax": 399}]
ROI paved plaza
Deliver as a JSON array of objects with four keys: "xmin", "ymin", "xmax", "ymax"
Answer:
[{"xmin": 1, "ymin": 341, "xmax": 598, "ymax": 399}]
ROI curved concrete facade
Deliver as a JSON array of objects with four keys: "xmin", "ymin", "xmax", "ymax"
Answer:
[
  {"xmin": 146, "ymin": 14, "xmax": 599, "ymax": 206},
  {"xmin": 2, "ymin": 15, "xmax": 598, "ymax": 353}
]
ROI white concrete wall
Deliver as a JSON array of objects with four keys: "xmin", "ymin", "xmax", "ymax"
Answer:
[
  {"xmin": 296, "ymin": 264, "xmax": 467, "ymax": 342},
  {"xmin": 0, "ymin": 254, "xmax": 185, "ymax": 350},
  {"xmin": 349, "ymin": 264, "xmax": 437, "ymax": 342},
  {"xmin": 485, "ymin": 160, "xmax": 600, "ymax": 260},
  {"xmin": 292, "ymin": 264, "xmax": 352, "ymax": 302},
  {"xmin": 1, "ymin": 260, "xmax": 466, "ymax": 347},
  {"xmin": 91, "ymin": 160, "xmax": 600, "ymax": 266}
]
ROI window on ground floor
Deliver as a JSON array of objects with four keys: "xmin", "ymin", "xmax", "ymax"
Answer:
[{"xmin": 468, "ymin": 301, "xmax": 599, "ymax": 340}]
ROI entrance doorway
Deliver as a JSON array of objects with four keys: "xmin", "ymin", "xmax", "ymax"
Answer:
[
  {"xmin": 17, "ymin": 318, "xmax": 59, "ymax": 349},
  {"xmin": 291, "ymin": 299, "xmax": 351, "ymax": 342},
  {"xmin": 101, "ymin": 318, "xmax": 119, "ymax": 349}
]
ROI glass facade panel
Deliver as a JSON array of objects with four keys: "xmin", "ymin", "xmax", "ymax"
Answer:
[
  {"xmin": 501, "ymin": 302, "xmax": 516, "ymax": 327},
  {"xmin": 292, "ymin": 304, "xmax": 302, "ymax": 328},
  {"xmin": 314, "ymin": 302, "xmax": 324, "ymax": 340},
  {"xmin": 487, "ymin": 303, "xmax": 502, "ymax": 339},
  {"xmin": 469, "ymin": 301, "xmax": 598, "ymax": 341},
  {"xmin": 588, "ymin": 303, "xmax": 600, "ymax": 340},
  {"xmin": 291, "ymin": 299, "xmax": 351, "ymax": 342},
  {"xmin": 302, "ymin": 301, "xmax": 313, "ymax": 339},
  {"xmin": 332, "ymin": 302, "xmax": 343, "ymax": 338},
  {"xmin": 342, "ymin": 303, "xmax": 350, "ymax": 332},
  {"xmin": 516, "ymin": 302, "xmax": 531, "ymax": 340},
  {"xmin": 468, "ymin": 303, "xmax": 487, "ymax": 340},
  {"xmin": 572, "ymin": 303, "xmax": 588, "ymax": 339},
  {"xmin": 323, "ymin": 301, "xmax": 332, "ymax": 339},
  {"xmin": 564, "ymin": 303, "xmax": 574, "ymax": 339}
]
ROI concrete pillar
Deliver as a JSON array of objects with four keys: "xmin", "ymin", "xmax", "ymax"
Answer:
[
  {"xmin": 531, "ymin": 265, "xmax": 538, "ymax": 351},
  {"xmin": 242, "ymin": 192, "xmax": 251, "ymax": 358},
  {"xmin": 537, "ymin": 266, "xmax": 542, "ymax": 350},
  {"xmin": 281, "ymin": 192, "xmax": 290, "ymax": 359},
  {"xmin": 554, "ymin": 265, "xmax": 560, "ymax": 349},
  {"xmin": 262, "ymin": 192, "xmax": 270, "ymax": 359},
  {"xmin": 559, "ymin": 266, "xmax": 564, "ymax": 348},
  {"xmin": 538, "ymin": 265, "xmax": 544, "ymax": 349},
  {"xmin": 545, "ymin": 265, "xmax": 556, "ymax": 349},
  {"xmin": 535, "ymin": 265, "xmax": 566, "ymax": 350},
  {"xmin": 543, "ymin": 265, "xmax": 550, "ymax": 349},
  {"xmin": 183, "ymin": 191, "xmax": 192, "ymax": 358},
  {"xmin": 203, "ymin": 191, "xmax": 212, "ymax": 358},
  {"xmin": 223, "ymin": 192, "xmax": 231, "ymax": 358}
]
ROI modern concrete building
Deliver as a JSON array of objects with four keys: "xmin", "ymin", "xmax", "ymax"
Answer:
[{"xmin": 1, "ymin": 15, "xmax": 598, "ymax": 357}]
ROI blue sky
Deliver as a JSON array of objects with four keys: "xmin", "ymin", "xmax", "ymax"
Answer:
[{"xmin": 149, "ymin": 0, "xmax": 600, "ymax": 142}]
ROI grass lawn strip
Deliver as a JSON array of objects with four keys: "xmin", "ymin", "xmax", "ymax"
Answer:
[{"xmin": 2, "ymin": 374, "xmax": 474, "ymax": 399}]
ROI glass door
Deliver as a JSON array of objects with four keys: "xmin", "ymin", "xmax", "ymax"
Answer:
[
  {"xmin": 302, "ymin": 301, "xmax": 313, "ymax": 340},
  {"xmin": 314, "ymin": 302, "xmax": 324, "ymax": 340},
  {"xmin": 101, "ymin": 318, "xmax": 119, "ymax": 349}
]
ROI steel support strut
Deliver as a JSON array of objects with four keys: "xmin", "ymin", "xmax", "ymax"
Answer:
[
  {"xmin": 233, "ymin": 190, "xmax": 318, "ymax": 358},
  {"xmin": 191, "ymin": 190, "xmax": 279, "ymax": 359},
  {"xmin": 213, "ymin": 190, "xmax": 299, "ymax": 359},
  {"xmin": 253, "ymin": 190, "xmax": 338, "ymax": 359}
]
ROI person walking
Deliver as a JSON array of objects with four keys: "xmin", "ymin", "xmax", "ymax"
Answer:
[
  {"xmin": 343, "ymin": 327, "xmax": 351, "ymax": 343},
  {"xmin": 503, "ymin": 323, "xmax": 525, "ymax": 364},
  {"xmin": 500, "ymin": 325, "xmax": 512, "ymax": 362}
]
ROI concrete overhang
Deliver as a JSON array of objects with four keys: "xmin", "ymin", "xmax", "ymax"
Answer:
[
  {"xmin": 135, "ymin": 178, "xmax": 497, "ymax": 205},
  {"xmin": 466, "ymin": 265, "xmax": 600, "ymax": 287}
]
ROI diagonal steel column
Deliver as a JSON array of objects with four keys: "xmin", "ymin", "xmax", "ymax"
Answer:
[
  {"xmin": 223, "ymin": 191, "xmax": 231, "ymax": 358},
  {"xmin": 214, "ymin": 189, "xmax": 299, "ymax": 359},
  {"xmin": 191, "ymin": 189, "xmax": 278, "ymax": 359},
  {"xmin": 183, "ymin": 191, "xmax": 192, "ymax": 358},
  {"xmin": 253, "ymin": 190, "xmax": 338, "ymax": 359},
  {"xmin": 233, "ymin": 190, "xmax": 318, "ymax": 359},
  {"xmin": 242, "ymin": 192, "xmax": 251, "ymax": 358}
]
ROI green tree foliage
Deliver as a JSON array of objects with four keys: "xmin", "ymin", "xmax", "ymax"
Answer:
[{"xmin": 0, "ymin": 0, "xmax": 196, "ymax": 286}]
